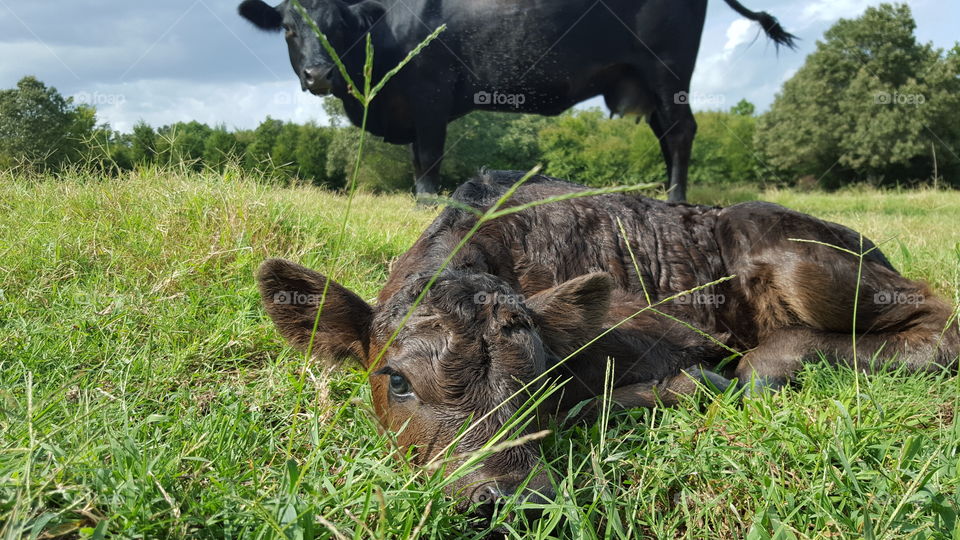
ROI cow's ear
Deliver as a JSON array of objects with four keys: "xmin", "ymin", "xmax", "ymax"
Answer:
[
  {"xmin": 526, "ymin": 273, "xmax": 612, "ymax": 356},
  {"xmin": 348, "ymin": 0, "xmax": 386, "ymax": 30},
  {"xmin": 239, "ymin": 0, "xmax": 283, "ymax": 31},
  {"xmin": 257, "ymin": 259, "xmax": 373, "ymax": 364}
]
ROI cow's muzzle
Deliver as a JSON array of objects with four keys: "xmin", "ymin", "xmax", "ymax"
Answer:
[{"xmin": 303, "ymin": 65, "xmax": 333, "ymax": 95}]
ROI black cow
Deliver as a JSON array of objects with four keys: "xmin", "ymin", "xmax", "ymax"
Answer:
[{"xmin": 239, "ymin": 0, "xmax": 795, "ymax": 201}]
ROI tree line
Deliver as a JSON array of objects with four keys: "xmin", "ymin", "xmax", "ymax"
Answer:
[{"xmin": 1, "ymin": 3, "xmax": 957, "ymax": 190}]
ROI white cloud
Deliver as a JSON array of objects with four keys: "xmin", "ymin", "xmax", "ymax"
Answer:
[
  {"xmin": 780, "ymin": 67, "xmax": 798, "ymax": 84},
  {"xmin": 800, "ymin": 0, "xmax": 873, "ymax": 25},
  {"xmin": 690, "ymin": 1, "xmax": 905, "ymax": 113},
  {"xmin": 70, "ymin": 80, "xmax": 329, "ymax": 132},
  {"xmin": 724, "ymin": 18, "xmax": 755, "ymax": 52},
  {"xmin": 690, "ymin": 18, "xmax": 796, "ymax": 112}
]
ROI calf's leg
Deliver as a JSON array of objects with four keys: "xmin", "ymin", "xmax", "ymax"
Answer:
[
  {"xmin": 737, "ymin": 317, "xmax": 960, "ymax": 395},
  {"xmin": 732, "ymin": 261, "xmax": 959, "ymax": 393},
  {"xmin": 719, "ymin": 203, "xmax": 959, "ymax": 392},
  {"xmin": 566, "ymin": 366, "xmax": 731, "ymax": 424},
  {"xmin": 612, "ymin": 365, "xmax": 732, "ymax": 407}
]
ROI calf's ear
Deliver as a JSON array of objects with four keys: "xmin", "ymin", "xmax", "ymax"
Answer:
[
  {"xmin": 525, "ymin": 272, "xmax": 612, "ymax": 356},
  {"xmin": 256, "ymin": 258, "xmax": 372, "ymax": 364},
  {"xmin": 239, "ymin": 0, "xmax": 283, "ymax": 31}
]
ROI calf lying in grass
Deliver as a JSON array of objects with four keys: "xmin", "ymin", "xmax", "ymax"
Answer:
[{"xmin": 256, "ymin": 170, "xmax": 960, "ymax": 514}]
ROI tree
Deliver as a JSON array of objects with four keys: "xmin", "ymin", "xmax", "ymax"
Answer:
[
  {"xmin": 496, "ymin": 114, "xmax": 550, "ymax": 171},
  {"xmin": 156, "ymin": 121, "xmax": 212, "ymax": 169},
  {"xmin": 245, "ymin": 117, "xmax": 284, "ymax": 172},
  {"xmin": 442, "ymin": 112, "xmax": 548, "ymax": 187},
  {"xmin": 730, "ymin": 99, "xmax": 755, "ymax": 117},
  {"xmin": 130, "ymin": 121, "xmax": 159, "ymax": 165},
  {"xmin": 84, "ymin": 126, "xmax": 135, "ymax": 173},
  {"xmin": 443, "ymin": 112, "xmax": 516, "ymax": 187},
  {"xmin": 295, "ymin": 122, "xmax": 336, "ymax": 187},
  {"xmin": 271, "ymin": 122, "xmax": 301, "ymax": 173},
  {"xmin": 0, "ymin": 76, "xmax": 93, "ymax": 171},
  {"xmin": 326, "ymin": 125, "xmax": 412, "ymax": 192},
  {"xmin": 538, "ymin": 109, "xmax": 663, "ymax": 187},
  {"xmin": 203, "ymin": 125, "xmax": 242, "ymax": 171},
  {"xmin": 756, "ymin": 3, "xmax": 960, "ymax": 187},
  {"xmin": 690, "ymin": 110, "xmax": 760, "ymax": 184}
]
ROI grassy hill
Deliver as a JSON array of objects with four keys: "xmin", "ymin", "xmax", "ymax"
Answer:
[{"xmin": 2, "ymin": 168, "xmax": 959, "ymax": 538}]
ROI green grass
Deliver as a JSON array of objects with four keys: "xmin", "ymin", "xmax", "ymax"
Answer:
[{"xmin": 2, "ymin": 169, "xmax": 959, "ymax": 539}]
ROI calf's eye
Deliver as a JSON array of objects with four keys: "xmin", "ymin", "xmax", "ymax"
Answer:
[{"xmin": 389, "ymin": 373, "xmax": 412, "ymax": 396}]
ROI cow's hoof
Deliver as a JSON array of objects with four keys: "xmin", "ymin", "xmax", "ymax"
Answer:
[
  {"xmin": 666, "ymin": 190, "xmax": 687, "ymax": 203},
  {"xmin": 414, "ymin": 194, "xmax": 440, "ymax": 208}
]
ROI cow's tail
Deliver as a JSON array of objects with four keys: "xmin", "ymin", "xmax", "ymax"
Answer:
[{"xmin": 722, "ymin": 0, "xmax": 797, "ymax": 49}]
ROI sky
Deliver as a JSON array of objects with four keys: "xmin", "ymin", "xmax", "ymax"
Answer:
[{"xmin": 0, "ymin": 0, "xmax": 956, "ymax": 133}]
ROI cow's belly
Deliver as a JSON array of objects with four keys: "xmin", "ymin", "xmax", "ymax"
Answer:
[
  {"xmin": 454, "ymin": 81, "xmax": 591, "ymax": 116},
  {"xmin": 451, "ymin": 52, "xmax": 645, "ymax": 116},
  {"xmin": 441, "ymin": 0, "xmax": 657, "ymax": 114}
]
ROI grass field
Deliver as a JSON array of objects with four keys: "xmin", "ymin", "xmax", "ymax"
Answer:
[{"xmin": 2, "ymin": 168, "xmax": 960, "ymax": 539}]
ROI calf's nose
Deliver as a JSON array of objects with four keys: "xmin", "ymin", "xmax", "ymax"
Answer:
[
  {"xmin": 469, "ymin": 479, "xmax": 556, "ymax": 517},
  {"xmin": 471, "ymin": 483, "xmax": 504, "ymax": 506}
]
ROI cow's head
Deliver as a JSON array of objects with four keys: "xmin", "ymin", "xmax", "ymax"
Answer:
[
  {"xmin": 256, "ymin": 258, "xmax": 612, "ymax": 513},
  {"xmin": 238, "ymin": 0, "xmax": 384, "ymax": 95}
]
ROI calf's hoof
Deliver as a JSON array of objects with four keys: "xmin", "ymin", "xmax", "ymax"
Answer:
[
  {"xmin": 681, "ymin": 365, "xmax": 733, "ymax": 393},
  {"xmin": 738, "ymin": 375, "xmax": 786, "ymax": 398}
]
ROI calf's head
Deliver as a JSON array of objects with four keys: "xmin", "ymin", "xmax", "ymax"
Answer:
[
  {"xmin": 256, "ymin": 258, "xmax": 611, "ymax": 510},
  {"xmin": 238, "ymin": 0, "xmax": 384, "ymax": 95}
]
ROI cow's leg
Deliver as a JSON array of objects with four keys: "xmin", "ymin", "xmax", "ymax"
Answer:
[
  {"xmin": 651, "ymin": 93, "xmax": 696, "ymax": 203},
  {"xmin": 648, "ymin": 113, "xmax": 674, "ymax": 187},
  {"xmin": 409, "ymin": 141, "xmax": 422, "ymax": 182},
  {"xmin": 635, "ymin": 0, "xmax": 703, "ymax": 203},
  {"xmin": 411, "ymin": 121, "xmax": 447, "ymax": 200}
]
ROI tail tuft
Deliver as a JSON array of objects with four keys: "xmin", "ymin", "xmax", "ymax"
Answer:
[
  {"xmin": 756, "ymin": 12, "xmax": 798, "ymax": 50},
  {"xmin": 723, "ymin": 0, "xmax": 798, "ymax": 50}
]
